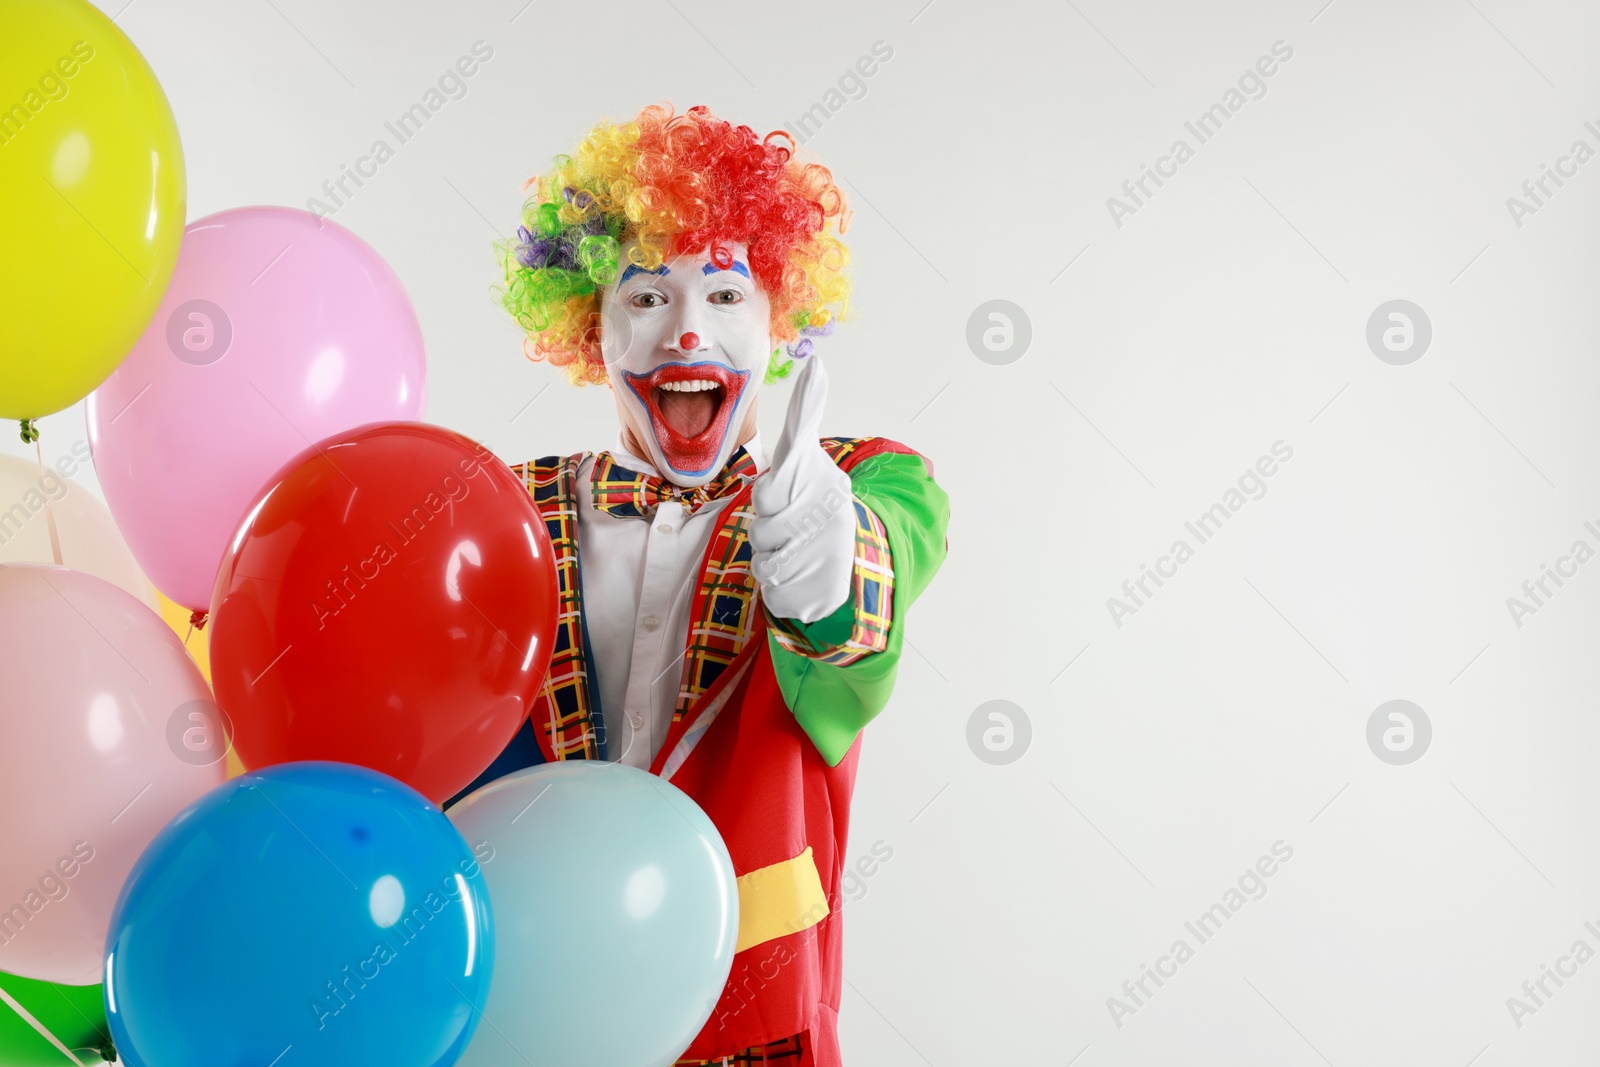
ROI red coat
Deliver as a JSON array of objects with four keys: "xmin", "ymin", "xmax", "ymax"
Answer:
[
  {"xmin": 520, "ymin": 437, "xmax": 920, "ymax": 1065},
  {"xmin": 653, "ymin": 638, "xmax": 855, "ymax": 1061}
]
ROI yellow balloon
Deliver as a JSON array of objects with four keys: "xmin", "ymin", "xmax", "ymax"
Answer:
[
  {"xmin": 156, "ymin": 588, "xmax": 211, "ymax": 683},
  {"xmin": 0, "ymin": 0, "xmax": 185, "ymax": 420},
  {"xmin": 157, "ymin": 589, "xmax": 245, "ymax": 777}
]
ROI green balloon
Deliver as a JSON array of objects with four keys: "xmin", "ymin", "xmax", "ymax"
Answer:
[{"xmin": 0, "ymin": 971, "xmax": 113, "ymax": 1066}]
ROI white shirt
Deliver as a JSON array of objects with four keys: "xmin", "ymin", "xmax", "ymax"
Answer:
[{"xmin": 575, "ymin": 431, "xmax": 767, "ymax": 769}]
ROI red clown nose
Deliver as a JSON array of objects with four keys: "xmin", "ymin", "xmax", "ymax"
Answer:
[{"xmin": 679, "ymin": 332, "xmax": 700, "ymax": 350}]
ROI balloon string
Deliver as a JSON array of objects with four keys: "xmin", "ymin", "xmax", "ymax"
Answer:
[
  {"xmin": 184, "ymin": 621, "xmax": 195, "ymax": 647},
  {"xmin": 34, "ymin": 435, "xmax": 63, "ymax": 566},
  {"xmin": 0, "ymin": 983, "xmax": 90, "ymax": 1066},
  {"xmin": 40, "ymin": 981, "xmax": 113, "ymax": 1064}
]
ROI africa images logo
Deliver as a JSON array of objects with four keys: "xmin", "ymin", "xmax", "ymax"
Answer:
[
  {"xmin": 0, "ymin": 40, "xmax": 96, "ymax": 148},
  {"xmin": 306, "ymin": 41, "xmax": 493, "ymax": 218},
  {"xmin": 0, "ymin": 842, "xmax": 96, "ymax": 947},
  {"xmin": 1106, "ymin": 40, "xmax": 1294, "ymax": 228},
  {"xmin": 1106, "ymin": 841, "xmax": 1295, "ymax": 1029}
]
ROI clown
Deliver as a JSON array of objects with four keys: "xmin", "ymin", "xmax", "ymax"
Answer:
[{"xmin": 484, "ymin": 103, "xmax": 949, "ymax": 1066}]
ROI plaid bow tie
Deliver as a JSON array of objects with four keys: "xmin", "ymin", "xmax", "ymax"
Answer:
[{"xmin": 591, "ymin": 445, "xmax": 758, "ymax": 518}]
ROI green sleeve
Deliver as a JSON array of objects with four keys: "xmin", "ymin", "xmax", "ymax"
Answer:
[{"xmin": 767, "ymin": 450, "xmax": 950, "ymax": 765}]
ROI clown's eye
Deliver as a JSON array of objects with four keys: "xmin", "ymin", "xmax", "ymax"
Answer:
[
  {"xmin": 630, "ymin": 292, "xmax": 666, "ymax": 308},
  {"xmin": 708, "ymin": 289, "xmax": 743, "ymax": 305}
]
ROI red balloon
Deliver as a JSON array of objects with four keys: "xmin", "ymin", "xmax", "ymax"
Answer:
[{"xmin": 209, "ymin": 422, "xmax": 557, "ymax": 803}]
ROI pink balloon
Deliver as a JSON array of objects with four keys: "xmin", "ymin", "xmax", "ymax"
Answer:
[
  {"xmin": 86, "ymin": 206, "xmax": 427, "ymax": 612},
  {"xmin": 0, "ymin": 564, "xmax": 229, "ymax": 985}
]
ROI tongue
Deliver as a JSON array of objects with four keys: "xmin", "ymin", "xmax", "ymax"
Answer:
[{"xmin": 659, "ymin": 390, "xmax": 718, "ymax": 439}]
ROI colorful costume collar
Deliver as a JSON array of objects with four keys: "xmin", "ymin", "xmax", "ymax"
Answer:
[{"xmin": 590, "ymin": 445, "xmax": 757, "ymax": 519}]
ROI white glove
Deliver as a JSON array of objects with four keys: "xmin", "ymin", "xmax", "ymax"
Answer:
[{"xmin": 750, "ymin": 354, "xmax": 857, "ymax": 624}]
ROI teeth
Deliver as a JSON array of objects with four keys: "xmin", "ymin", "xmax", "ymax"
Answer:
[{"xmin": 658, "ymin": 379, "xmax": 720, "ymax": 392}]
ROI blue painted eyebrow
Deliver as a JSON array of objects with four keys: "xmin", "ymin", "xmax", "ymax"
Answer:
[
  {"xmin": 619, "ymin": 263, "xmax": 670, "ymax": 284},
  {"xmin": 703, "ymin": 260, "xmax": 750, "ymax": 278}
]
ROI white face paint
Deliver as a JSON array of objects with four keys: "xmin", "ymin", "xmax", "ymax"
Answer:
[{"xmin": 599, "ymin": 240, "xmax": 771, "ymax": 486}]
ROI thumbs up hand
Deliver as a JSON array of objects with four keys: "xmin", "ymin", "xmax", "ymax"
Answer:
[{"xmin": 749, "ymin": 354, "xmax": 856, "ymax": 624}]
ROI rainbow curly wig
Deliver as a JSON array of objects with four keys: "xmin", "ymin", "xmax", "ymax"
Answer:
[{"xmin": 494, "ymin": 103, "xmax": 852, "ymax": 387}]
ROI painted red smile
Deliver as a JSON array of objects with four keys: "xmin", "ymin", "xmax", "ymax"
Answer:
[{"xmin": 623, "ymin": 361, "xmax": 751, "ymax": 478}]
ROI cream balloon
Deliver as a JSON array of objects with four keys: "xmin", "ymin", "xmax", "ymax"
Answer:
[
  {"xmin": 0, "ymin": 564, "xmax": 228, "ymax": 985},
  {"xmin": 0, "ymin": 450, "xmax": 154, "ymax": 608}
]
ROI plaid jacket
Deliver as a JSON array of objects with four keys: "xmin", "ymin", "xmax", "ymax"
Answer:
[{"xmin": 511, "ymin": 436, "xmax": 935, "ymax": 1063}]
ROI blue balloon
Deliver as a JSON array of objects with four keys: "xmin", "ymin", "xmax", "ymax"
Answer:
[
  {"xmin": 446, "ymin": 762, "xmax": 738, "ymax": 1067},
  {"xmin": 105, "ymin": 762, "xmax": 494, "ymax": 1067}
]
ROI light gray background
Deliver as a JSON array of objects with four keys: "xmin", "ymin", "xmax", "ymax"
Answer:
[{"xmin": 8, "ymin": 0, "xmax": 1600, "ymax": 1062}]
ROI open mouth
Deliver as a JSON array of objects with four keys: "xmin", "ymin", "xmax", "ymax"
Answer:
[{"xmin": 623, "ymin": 361, "xmax": 751, "ymax": 477}]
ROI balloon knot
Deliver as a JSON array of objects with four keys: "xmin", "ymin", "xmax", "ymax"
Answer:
[
  {"xmin": 18, "ymin": 419, "xmax": 38, "ymax": 444},
  {"xmin": 190, "ymin": 609, "xmax": 209, "ymax": 631},
  {"xmin": 98, "ymin": 1036, "xmax": 117, "ymax": 1062}
]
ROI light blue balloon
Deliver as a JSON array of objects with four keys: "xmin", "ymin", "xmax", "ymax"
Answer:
[
  {"xmin": 446, "ymin": 762, "xmax": 738, "ymax": 1067},
  {"xmin": 105, "ymin": 762, "xmax": 494, "ymax": 1067}
]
